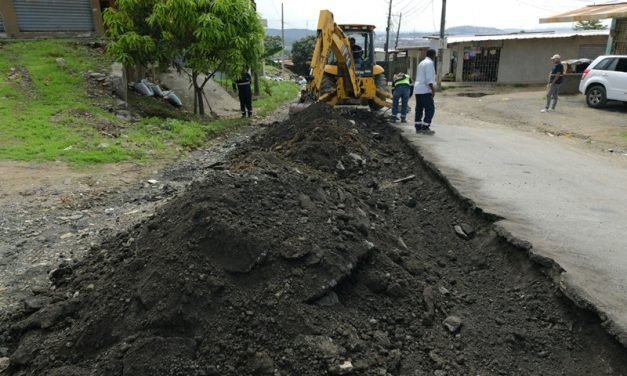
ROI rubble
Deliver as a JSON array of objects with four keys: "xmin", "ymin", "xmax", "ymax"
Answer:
[{"xmin": 2, "ymin": 104, "xmax": 626, "ymax": 375}]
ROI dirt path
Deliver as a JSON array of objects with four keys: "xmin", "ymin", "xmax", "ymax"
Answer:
[{"xmin": 1, "ymin": 104, "xmax": 626, "ymax": 375}]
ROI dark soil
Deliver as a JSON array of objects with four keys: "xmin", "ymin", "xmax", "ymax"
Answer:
[{"xmin": 2, "ymin": 104, "xmax": 626, "ymax": 376}]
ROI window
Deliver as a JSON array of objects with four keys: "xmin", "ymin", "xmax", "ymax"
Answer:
[
  {"xmin": 593, "ymin": 58, "xmax": 617, "ymax": 71},
  {"xmin": 614, "ymin": 58, "xmax": 627, "ymax": 73}
]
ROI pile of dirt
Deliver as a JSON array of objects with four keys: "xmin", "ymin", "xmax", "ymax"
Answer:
[{"xmin": 2, "ymin": 104, "xmax": 627, "ymax": 376}]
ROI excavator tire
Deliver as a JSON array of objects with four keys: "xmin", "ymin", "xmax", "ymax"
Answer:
[
  {"xmin": 320, "ymin": 73, "xmax": 336, "ymax": 97},
  {"xmin": 368, "ymin": 74, "xmax": 388, "ymax": 111}
]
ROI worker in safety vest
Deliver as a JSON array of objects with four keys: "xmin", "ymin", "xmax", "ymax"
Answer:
[{"xmin": 389, "ymin": 72, "xmax": 413, "ymax": 123}]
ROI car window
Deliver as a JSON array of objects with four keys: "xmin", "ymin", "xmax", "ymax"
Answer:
[
  {"xmin": 593, "ymin": 58, "xmax": 617, "ymax": 71},
  {"xmin": 615, "ymin": 58, "xmax": 627, "ymax": 73}
]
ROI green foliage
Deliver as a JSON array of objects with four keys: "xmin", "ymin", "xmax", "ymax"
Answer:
[
  {"xmin": 104, "ymin": 0, "xmax": 264, "ymax": 77},
  {"xmin": 291, "ymin": 35, "xmax": 316, "ymax": 76},
  {"xmin": 0, "ymin": 40, "xmax": 299, "ymax": 166},
  {"xmin": 264, "ymin": 35, "xmax": 283, "ymax": 58},
  {"xmin": 573, "ymin": 20, "xmax": 607, "ymax": 30},
  {"xmin": 261, "ymin": 79, "xmax": 272, "ymax": 96},
  {"xmin": 104, "ymin": 0, "xmax": 265, "ymax": 115}
]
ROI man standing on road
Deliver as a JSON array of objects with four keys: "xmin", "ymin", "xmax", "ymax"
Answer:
[
  {"xmin": 234, "ymin": 69, "xmax": 253, "ymax": 118},
  {"xmin": 390, "ymin": 71, "xmax": 413, "ymax": 123},
  {"xmin": 542, "ymin": 54, "xmax": 564, "ymax": 113},
  {"xmin": 414, "ymin": 49, "xmax": 437, "ymax": 134}
]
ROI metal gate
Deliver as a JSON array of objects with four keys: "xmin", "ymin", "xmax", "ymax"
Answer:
[
  {"xmin": 462, "ymin": 46, "xmax": 501, "ymax": 82},
  {"xmin": 14, "ymin": 0, "xmax": 94, "ymax": 32}
]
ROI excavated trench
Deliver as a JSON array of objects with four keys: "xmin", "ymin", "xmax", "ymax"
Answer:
[{"xmin": 2, "ymin": 104, "xmax": 627, "ymax": 376}]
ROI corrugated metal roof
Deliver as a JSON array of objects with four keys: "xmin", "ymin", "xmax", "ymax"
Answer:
[
  {"xmin": 539, "ymin": 2, "xmax": 627, "ymax": 23},
  {"xmin": 444, "ymin": 30, "xmax": 609, "ymax": 44}
]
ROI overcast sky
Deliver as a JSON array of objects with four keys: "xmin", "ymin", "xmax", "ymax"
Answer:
[{"xmin": 257, "ymin": 0, "xmax": 609, "ymax": 32}]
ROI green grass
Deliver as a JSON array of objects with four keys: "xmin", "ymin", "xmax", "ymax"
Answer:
[
  {"xmin": 254, "ymin": 79, "xmax": 300, "ymax": 115},
  {"xmin": 0, "ymin": 40, "xmax": 127, "ymax": 164},
  {"xmin": 0, "ymin": 40, "xmax": 298, "ymax": 166}
]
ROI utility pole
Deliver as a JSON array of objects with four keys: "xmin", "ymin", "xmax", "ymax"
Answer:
[
  {"xmin": 394, "ymin": 12, "xmax": 402, "ymax": 50},
  {"xmin": 384, "ymin": 0, "xmax": 393, "ymax": 82},
  {"xmin": 281, "ymin": 2, "xmax": 285, "ymax": 73},
  {"xmin": 251, "ymin": 0, "xmax": 260, "ymax": 96},
  {"xmin": 437, "ymin": 0, "xmax": 447, "ymax": 90}
]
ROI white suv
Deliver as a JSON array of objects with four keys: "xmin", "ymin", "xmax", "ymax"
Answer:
[{"xmin": 579, "ymin": 55, "xmax": 627, "ymax": 108}]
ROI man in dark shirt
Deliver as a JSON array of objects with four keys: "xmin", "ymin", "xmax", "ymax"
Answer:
[
  {"xmin": 542, "ymin": 54, "xmax": 564, "ymax": 112},
  {"xmin": 234, "ymin": 70, "xmax": 253, "ymax": 118},
  {"xmin": 349, "ymin": 37, "xmax": 364, "ymax": 67}
]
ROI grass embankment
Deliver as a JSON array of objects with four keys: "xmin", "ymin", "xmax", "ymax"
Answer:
[{"xmin": 0, "ymin": 40, "xmax": 299, "ymax": 165}]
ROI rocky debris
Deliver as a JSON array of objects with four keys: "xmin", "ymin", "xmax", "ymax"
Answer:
[
  {"xmin": 251, "ymin": 352, "xmax": 274, "ymax": 375},
  {"xmin": 1, "ymin": 104, "xmax": 627, "ymax": 375},
  {"xmin": 328, "ymin": 360, "xmax": 353, "ymax": 375},
  {"xmin": 0, "ymin": 357, "xmax": 9, "ymax": 372},
  {"xmin": 454, "ymin": 225, "xmax": 469, "ymax": 240},
  {"xmin": 442, "ymin": 315, "xmax": 463, "ymax": 333},
  {"xmin": 22, "ymin": 296, "xmax": 52, "ymax": 314}
]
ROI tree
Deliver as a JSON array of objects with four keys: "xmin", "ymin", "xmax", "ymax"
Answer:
[
  {"xmin": 103, "ymin": 0, "xmax": 264, "ymax": 116},
  {"xmin": 264, "ymin": 36, "xmax": 283, "ymax": 61},
  {"xmin": 573, "ymin": 20, "xmax": 607, "ymax": 30},
  {"xmin": 291, "ymin": 35, "xmax": 316, "ymax": 76}
]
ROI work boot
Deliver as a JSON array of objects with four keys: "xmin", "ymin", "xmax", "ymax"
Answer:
[
  {"xmin": 414, "ymin": 123, "xmax": 423, "ymax": 133},
  {"xmin": 389, "ymin": 115, "xmax": 398, "ymax": 123},
  {"xmin": 400, "ymin": 117, "xmax": 407, "ymax": 123},
  {"xmin": 241, "ymin": 113, "xmax": 247, "ymax": 118},
  {"xmin": 247, "ymin": 112, "xmax": 253, "ymax": 118},
  {"xmin": 421, "ymin": 123, "xmax": 435, "ymax": 135}
]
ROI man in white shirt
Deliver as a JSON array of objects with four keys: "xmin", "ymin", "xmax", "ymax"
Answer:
[{"xmin": 413, "ymin": 49, "xmax": 437, "ymax": 134}]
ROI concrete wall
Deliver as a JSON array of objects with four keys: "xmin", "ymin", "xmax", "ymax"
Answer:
[{"xmin": 496, "ymin": 36, "xmax": 607, "ymax": 84}]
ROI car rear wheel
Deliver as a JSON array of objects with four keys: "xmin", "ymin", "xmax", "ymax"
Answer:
[{"xmin": 586, "ymin": 85, "xmax": 607, "ymax": 108}]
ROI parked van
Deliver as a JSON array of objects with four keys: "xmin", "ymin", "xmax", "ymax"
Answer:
[{"xmin": 579, "ymin": 55, "xmax": 627, "ymax": 108}]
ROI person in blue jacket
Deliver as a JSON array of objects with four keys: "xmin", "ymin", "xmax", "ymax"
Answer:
[{"xmin": 234, "ymin": 70, "xmax": 253, "ymax": 118}]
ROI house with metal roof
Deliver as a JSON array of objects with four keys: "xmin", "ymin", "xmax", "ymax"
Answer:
[
  {"xmin": 397, "ymin": 30, "xmax": 609, "ymax": 85},
  {"xmin": 0, "ymin": 0, "xmax": 104, "ymax": 38}
]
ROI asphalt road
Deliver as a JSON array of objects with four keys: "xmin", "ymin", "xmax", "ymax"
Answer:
[{"xmin": 395, "ymin": 118, "xmax": 627, "ymax": 347}]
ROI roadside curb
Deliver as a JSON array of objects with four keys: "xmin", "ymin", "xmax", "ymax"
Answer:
[{"xmin": 395, "ymin": 125, "xmax": 627, "ymax": 350}]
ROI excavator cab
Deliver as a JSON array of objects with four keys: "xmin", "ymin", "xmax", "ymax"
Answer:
[{"xmin": 342, "ymin": 26, "xmax": 375, "ymax": 74}]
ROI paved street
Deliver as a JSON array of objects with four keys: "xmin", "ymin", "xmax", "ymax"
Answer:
[{"xmin": 396, "ymin": 118, "xmax": 627, "ymax": 346}]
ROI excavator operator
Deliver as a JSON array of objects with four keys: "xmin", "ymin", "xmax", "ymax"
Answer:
[{"xmin": 349, "ymin": 37, "xmax": 364, "ymax": 67}]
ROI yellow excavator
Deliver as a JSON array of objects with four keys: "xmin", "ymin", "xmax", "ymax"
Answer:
[{"xmin": 296, "ymin": 10, "xmax": 391, "ymax": 111}]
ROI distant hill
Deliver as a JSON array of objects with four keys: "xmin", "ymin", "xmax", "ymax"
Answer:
[
  {"xmin": 265, "ymin": 28, "xmax": 315, "ymax": 50},
  {"xmin": 447, "ymin": 25, "xmax": 516, "ymax": 35},
  {"xmin": 270, "ymin": 26, "xmax": 576, "ymax": 52}
]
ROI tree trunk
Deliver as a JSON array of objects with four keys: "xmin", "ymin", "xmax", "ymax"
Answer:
[
  {"xmin": 192, "ymin": 71, "xmax": 205, "ymax": 116},
  {"xmin": 253, "ymin": 70, "xmax": 260, "ymax": 96}
]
